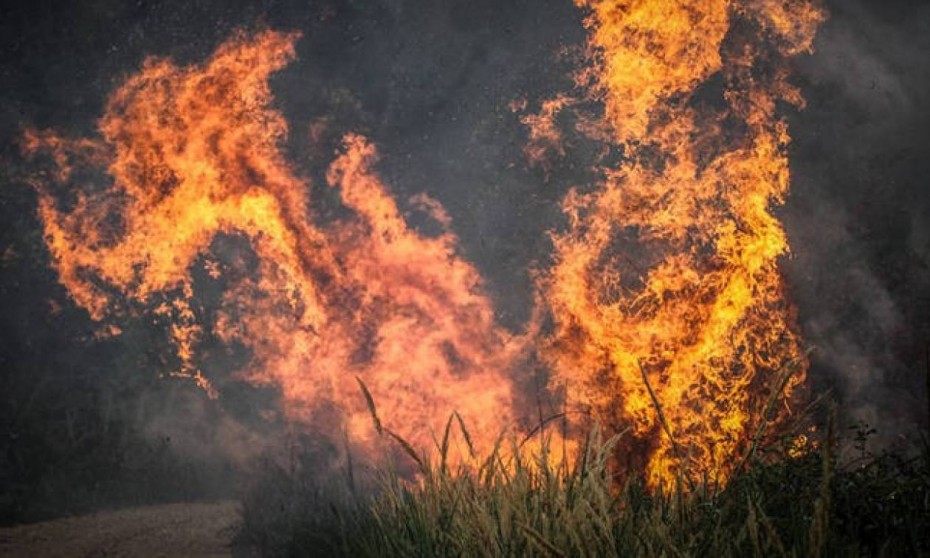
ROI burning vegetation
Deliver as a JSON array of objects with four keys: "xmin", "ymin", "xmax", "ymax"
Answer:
[
  {"xmin": 21, "ymin": 0, "xmax": 828, "ymax": 491},
  {"xmin": 541, "ymin": 0, "xmax": 825, "ymax": 486},
  {"xmin": 22, "ymin": 29, "xmax": 520, "ymax": 468},
  {"xmin": 10, "ymin": 0, "xmax": 930, "ymax": 555}
]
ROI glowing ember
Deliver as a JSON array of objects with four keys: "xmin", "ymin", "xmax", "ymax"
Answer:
[
  {"xmin": 23, "ymin": 30, "xmax": 521, "ymax": 463},
  {"xmin": 541, "ymin": 0, "xmax": 824, "ymax": 487}
]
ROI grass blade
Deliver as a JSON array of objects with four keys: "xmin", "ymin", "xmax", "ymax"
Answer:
[
  {"xmin": 356, "ymin": 376, "xmax": 382, "ymax": 436},
  {"xmin": 454, "ymin": 411, "xmax": 476, "ymax": 460},
  {"xmin": 385, "ymin": 427, "xmax": 427, "ymax": 474}
]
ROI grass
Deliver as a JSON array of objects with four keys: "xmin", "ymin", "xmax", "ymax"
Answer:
[{"xmin": 237, "ymin": 385, "xmax": 930, "ymax": 557}]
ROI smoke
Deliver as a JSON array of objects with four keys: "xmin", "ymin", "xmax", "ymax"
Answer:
[{"xmin": 785, "ymin": 0, "xmax": 930, "ymax": 442}]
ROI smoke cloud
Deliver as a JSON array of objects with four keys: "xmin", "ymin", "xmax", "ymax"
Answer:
[{"xmin": 784, "ymin": 0, "xmax": 930, "ymax": 443}]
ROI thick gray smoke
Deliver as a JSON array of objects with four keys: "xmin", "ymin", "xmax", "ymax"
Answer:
[{"xmin": 785, "ymin": 0, "xmax": 930, "ymax": 445}]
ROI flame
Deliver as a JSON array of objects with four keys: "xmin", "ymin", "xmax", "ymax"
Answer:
[
  {"xmin": 519, "ymin": 95, "xmax": 575, "ymax": 176},
  {"xmin": 23, "ymin": 1, "xmax": 824, "ymax": 486},
  {"xmin": 541, "ymin": 0, "xmax": 824, "ymax": 486},
  {"xmin": 23, "ymin": 30, "xmax": 521, "ymax": 462}
]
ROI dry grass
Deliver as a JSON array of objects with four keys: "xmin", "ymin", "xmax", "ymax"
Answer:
[{"xmin": 238, "ymin": 388, "xmax": 930, "ymax": 557}]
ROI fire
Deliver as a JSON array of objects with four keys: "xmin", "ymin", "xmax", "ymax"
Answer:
[
  {"xmin": 23, "ymin": 30, "xmax": 521, "ymax": 463},
  {"xmin": 22, "ymin": 0, "xmax": 824, "ymax": 487},
  {"xmin": 541, "ymin": 0, "xmax": 824, "ymax": 486}
]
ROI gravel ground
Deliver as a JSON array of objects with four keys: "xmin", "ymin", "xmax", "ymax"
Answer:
[{"xmin": 0, "ymin": 501, "xmax": 241, "ymax": 557}]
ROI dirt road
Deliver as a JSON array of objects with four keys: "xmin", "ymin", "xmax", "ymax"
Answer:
[{"xmin": 0, "ymin": 501, "xmax": 240, "ymax": 557}]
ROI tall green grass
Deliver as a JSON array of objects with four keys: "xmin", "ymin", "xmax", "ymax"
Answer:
[{"xmin": 238, "ymin": 401, "xmax": 930, "ymax": 557}]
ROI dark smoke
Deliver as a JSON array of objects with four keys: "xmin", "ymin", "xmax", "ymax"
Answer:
[{"xmin": 784, "ymin": 0, "xmax": 930, "ymax": 445}]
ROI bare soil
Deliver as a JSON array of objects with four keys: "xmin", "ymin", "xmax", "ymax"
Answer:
[{"xmin": 0, "ymin": 501, "xmax": 240, "ymax": 557}]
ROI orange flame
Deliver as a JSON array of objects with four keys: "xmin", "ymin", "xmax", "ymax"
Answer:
[
  {"xmin": 23, "ymin": 1, "xmax": 824, "ymax": 485},
  {"xmin": 541, "ymin": 0, "xmax": 824, "ymax": 486},
  {"xmin": 23, "ymin": 30, "xmax": 522, "ymax": 462}
]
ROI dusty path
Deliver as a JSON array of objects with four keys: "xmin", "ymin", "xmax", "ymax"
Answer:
[{"xmin": 0, "ymin": 501, "xmax": 240, "ymax": 557}]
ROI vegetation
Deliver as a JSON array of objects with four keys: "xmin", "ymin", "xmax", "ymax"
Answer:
[
  {"xmin": 0, "ymin": 380, "xmax": 238, "ymax": 525},
  {"xmin": 239, "ymin": 413, "xmax": 930, "ymax": 557}
]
